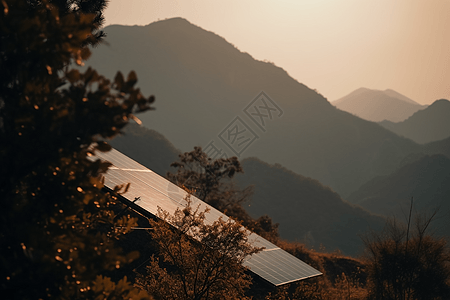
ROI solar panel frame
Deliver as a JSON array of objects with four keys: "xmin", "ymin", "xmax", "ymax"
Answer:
[{"xmin": 93, "ymin": 148, "xmax": 322, "ymax": 286}]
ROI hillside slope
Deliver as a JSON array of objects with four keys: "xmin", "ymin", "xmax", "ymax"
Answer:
[
  {"xmin": 379, "ymin": 99, "xmax": 450, "ymax": 144},
  {"xmin": 236, "ymin": 158, "xmax": 385, "ymax": 256},
  {"xmin": 347, "ymin": 154, "xmax": 450, "ymax": 237},
  {"xmin": 423, "ymin": 136, "xmax": 450, "ymax": 158}
]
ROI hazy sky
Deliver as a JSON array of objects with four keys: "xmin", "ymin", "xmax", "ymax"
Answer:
[{"xmin": 104, "ymin": 0, "xmax": 450, "ymax": 105}]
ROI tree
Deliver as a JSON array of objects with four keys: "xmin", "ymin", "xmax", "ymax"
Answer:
[
  {"xmin": 167, "ymin": 147, "xmax": 248, "ymax": 210},
  {"xmin": 362, "ymin": 210, "xmax": 450, "ymax": 300},
  {"xmin": 135, "ymin": 196, "xmax": 262, "ymax": 300},
  {"xmin": 1, "ymin": 0, "xmax": 153, "ymax": 298},
  {"xmin": 167, "ymin": 147, "xmax": 279, "ymax": 243}
]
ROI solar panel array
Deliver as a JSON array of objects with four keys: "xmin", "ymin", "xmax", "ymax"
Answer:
[{"xmin": 94, "ymin": 148, "xmax": 322, "ymax": 286}]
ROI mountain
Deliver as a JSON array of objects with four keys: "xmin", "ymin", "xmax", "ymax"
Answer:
[
  {"xmin": 82, "ymin": 18, "xmax": 426, "ymax": 197},
  {"xmin": 423, "ymin": 136, "xmax": 450, "ymax": 158},
  {"xmin": 332, "ymin": 88, "xmax": 427, "ymax": 122},
  {"xmin": 347, "ymin": 154, "xmax": 450, "ymax": 237},
  {"xmin": 236, "ymin": 158, "xmax": 385, "ymax": 256},
  {"xmin": 108, "ymin": 125, "xmax": 385, "ymax": 256},
  {"xmin": 379, "ymin": 99, "xmax": 450, "ymax": 144}
]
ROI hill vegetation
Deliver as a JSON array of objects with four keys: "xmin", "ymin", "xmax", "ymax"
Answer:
[
  {"xmin": 379, "ymin": 99, "xmax": 450, "ymax": 144},
  {"xmin": 236, "ymin": 158, "xmax": 385, "ymax": 256},
  {"xmin": 347, "ymin": 154, "xmax": 450, "ymax": 237},
  {"xmin": 423, "ymin": 135, "xmax": 450, "ymax": 158}
]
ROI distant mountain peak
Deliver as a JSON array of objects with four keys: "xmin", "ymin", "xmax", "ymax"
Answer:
[
  {"xmin": 333, "ymin": 88, "xmax": 425, "ymax": 122},
  {"xmin": 354, "ymin": 87, "xmax": 371, "ymax": 92},
  {"xmin": 158, "ymin": 16, "xmax": 190, "ymax": 23},
  {"xmin": 145, "ymin": 17, "xmax": 196, "ymax": 28}
]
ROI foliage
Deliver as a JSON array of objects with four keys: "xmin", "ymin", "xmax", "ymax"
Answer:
[
  {"xmin": 167, "ymin": 147, "xmax": 247, "ymax": 207},
  {"xmin": 362, "ymin": 213, "xmax": 450, "ymax": 300},
  {"xmin": 0, "ymin": 0, "xmax": 154, "ymax": 298},
  {"xmin": 167, "ymin": 147, "xmax": 279, "ymax": 243},
  {"xmin": 136, "ymin": 196, "xmax": 262, "ymax": 300}
]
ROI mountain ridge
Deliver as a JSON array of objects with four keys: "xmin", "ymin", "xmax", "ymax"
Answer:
[
  {"xmin": 236, "ymin": 157, "xmax": 385, "ymax": 256},
  {"xmin": 346, "ymin": 154, "xmax": 450, "ymax": 237},
  {"xmin": 83, "ymin": 18, "xmax": 430, "ymax": 197},
  {"xmin": 379, "ymin": 99, "xmax": 450, "ymax": 144}
]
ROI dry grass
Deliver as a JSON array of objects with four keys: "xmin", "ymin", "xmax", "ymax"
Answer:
[{"xmin": 261, "ymin": 240, "xmax": 369, "ymax": 300}]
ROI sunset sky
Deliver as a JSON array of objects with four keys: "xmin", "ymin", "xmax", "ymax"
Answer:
[{"xmin": 104, "ymin": 0, "xmax": 450, "ymax": 105}]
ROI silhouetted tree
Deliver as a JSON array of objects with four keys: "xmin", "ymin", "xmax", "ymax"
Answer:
[
  {"xmin": 362, "ymin": 211, "xmax": 450, "ymax": 300},
  {"xmin": 167, "ymin": 147, "xmax": 279, "ymax": 243},
  {"xmin": 136, "ymin": 196, "xmax": 262, "ymax": 300},
  {"xmin": 0, "ymin": 0, "xmax": 154, "ymax": 298}
]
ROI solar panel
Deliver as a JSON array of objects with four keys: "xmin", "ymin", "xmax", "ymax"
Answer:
[{"xmin": 94, "ymin": 148, "xmax": 322, "ymax": 286}]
